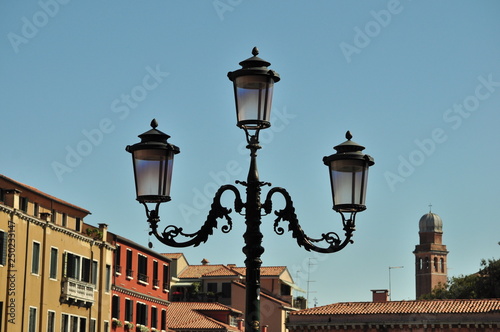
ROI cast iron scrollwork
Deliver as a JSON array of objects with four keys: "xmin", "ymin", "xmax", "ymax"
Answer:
[
  {"xmin": 263, "ymin": 187, "xmax": 356, "ymax": 253},
  {"xmin": 145, "ymin": 184, "xmax": 243, "ymax": 248}
]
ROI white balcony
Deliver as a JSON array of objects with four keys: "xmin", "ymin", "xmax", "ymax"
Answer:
[{"xmin": 62, "ymin": 277, "xmax": 95, "ymax": 305}]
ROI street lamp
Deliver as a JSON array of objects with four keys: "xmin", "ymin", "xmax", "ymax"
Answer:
[{"xmin": 126, "ymin": 47, "xmax": 374, "ymax": 332}]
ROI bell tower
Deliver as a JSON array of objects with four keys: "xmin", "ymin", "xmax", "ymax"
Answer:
[{"xmin": 413, "ymin": 210, "xmax": 448, "ymax": 299}]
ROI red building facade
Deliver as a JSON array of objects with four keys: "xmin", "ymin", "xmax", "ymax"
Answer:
[{"xmin": 109, "ymin": 234, "xmax": 171, "ymax": 331}]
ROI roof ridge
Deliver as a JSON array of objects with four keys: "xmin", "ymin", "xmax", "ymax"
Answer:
[{"xmin": 290, "ymin": 298, "xmax": 500, "ymax": 316}]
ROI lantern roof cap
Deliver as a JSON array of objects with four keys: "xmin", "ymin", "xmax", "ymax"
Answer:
[
  {"xmin": 333, "ymin": 131, "xmax": 366, "ymax": 154},
  {"xmin": 323, "ymin": 131, "xmax": 374, "ymax": 166},
  {"xmin": 126, "ymin": 119, "xmax": 180, "ymax": 154},
  {"xmin": 227, "ymin": 47, "xmax": 280, "ymax": 82},
  {"xmin": 138, "ymin": 119, "xmax": 171, "ymax": 142},
  {"xmin": 239, "ymin": 47, "xmax": 271, "ymax": 68}
]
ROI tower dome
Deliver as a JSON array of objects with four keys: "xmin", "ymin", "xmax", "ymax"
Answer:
[{"xmin": 419, "ymin": 212, "xmax": 442, "ymax": 233}]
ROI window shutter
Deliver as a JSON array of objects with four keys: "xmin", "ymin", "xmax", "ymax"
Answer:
[
  {"xmin": 63, "ymin": 252, "xmax": 68, "ymax": 278},
  {"xmin": 0, "ymin": 231, "xmax": 7, "ymax": 266}
]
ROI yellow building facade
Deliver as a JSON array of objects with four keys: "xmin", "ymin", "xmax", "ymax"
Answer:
[{"xmin": 0, "ymin": 174, "xmax": 114, "ymax": 332}]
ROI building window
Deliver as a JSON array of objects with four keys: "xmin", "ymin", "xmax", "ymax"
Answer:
[
  {"xmin": 229, "ymin": 315, "xmax": 238, "ymax": 327},
  {"xmin": 34, "ymin": 203, "xmax": 39, "ymax": 217},
  {"xmin": 434, "ymin": 257, "xmax": 439, "ymax": 271},
  {"xmin": 47, "ymin": 310, "xmax": 55, "ymax": 332},
  {"xmin": 151, "ymin": 306, "xmax": 158, "ymax": 329},
  {"xmin": 32, "ymin": 242, "xmax": 40, "ymax": 274},
  {"xmin": 92, "ymin": 260, "xmax": 98, "ymax": 285},
  {"xmin": 163, "ymin": 265, "xmax": 169, "ymax": 290},
  {"xmin": 104, "ymin": 321, "xmax": 109, "ymax": 332},
  {"xmin": 126, "ymin": 249, "xmax": 133, "ymax": 278},
  {"xmin": 222, "ymin": 282, "xmax": 231, "ymax": 298},
  {"xmin": 136, "ymin": 302, "xmax": 148, "ymax": 326},
  {"xmin": 112, "ymin": 296, "xmax": 120, "ymax": 319},
  {"xmin": 71, "ymin": 316, "xmax": 78, "ymax": 331},
  {"xmin": 153, "ymin": 260, "xmax": 159, "ymax": 287},
  {"xmin": 125, "ymin": 299, "xmax": 133, "ymax": 322},
  {"xmin": 115, "ymin": 245, "xmax": 122, "ymax": 274},
  {"xmin": 61, "ymin": 313, "xmax": 69, "ymax": 332},
  {"xmin": 161, "ymin": 309, "xmax": 167, "ymax": 331},
  {"xmin": 440, "ymin": 258, "xmax": 445, "ymax": 273},
  {"xmin": 79, "ymin": 317, "xmax": 87, "ymax": 332},
  {"xmin": 207, "ymin": 282, "xmax": 217, "ymax": 294},
  {"xmin": 75, "ymin": 218, "xmax": 81, "ymax": 232},
  {"xmin": 62, "ymin": 213, "xmax": 67, "ymax": 227},
  {"xmin": 90, "ymin": 319, "xmax": 97, "ymax": 332},
  {"xmin": 105, "ymin": 264, "xmax": 111, "ymax": 292},
  {"xmin": 49, "ymin": 247, "xmax": 58, "ymax": 279},
  {"xmin": 20, "ymin": 197, "xmax": 28, "ymax": 212},
  {"xmin": 138, "ymin": 254, "xmax": 148, "ymax": 283},
  {"xmin": 28, "ymin": 307, "xmax": 37, "ymax": 332},
  {"xmin": 280, "ymin": 283, "xmax": 291, "ymax": 296},
  {"xmin": 0, "ymin": 230, "xmax": 7, "ymax": 266},
  {"xmin": 81, "ymin": 257, "xmax": 92, "ymax": 282},
  {"xmin": 65, "ymin": 252, "xmax": 95, "ymax": 283},
  {"xmin": 0, "ymin": 189, "xmax": 4, "ymax": 202}
]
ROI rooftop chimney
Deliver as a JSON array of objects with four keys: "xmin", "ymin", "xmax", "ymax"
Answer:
[
  {"xmin": 371, "ymin": 289, "xmax": 389, "ymax": 303},
  {"xmin": 201, "ymin": 258, "xmax": 210, "ymax": 265}
]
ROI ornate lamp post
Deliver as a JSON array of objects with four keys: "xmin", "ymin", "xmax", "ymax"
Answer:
[{"xmin": 126, "ymin": 47, "xmax": 374, "ymax": 332}]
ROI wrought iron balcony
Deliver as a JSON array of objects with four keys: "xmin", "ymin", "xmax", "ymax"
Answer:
[{"xmin": 138, "ymin": 273, "xmax": 149, "ymax": 283}]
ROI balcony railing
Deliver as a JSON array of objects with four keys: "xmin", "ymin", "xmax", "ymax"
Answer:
[
  {"xmin": 115, "ymin": 265, "xmax": 122, "ymax": 274},
  {"xmin": 62, "ymin": 277, "xmax": 95, "ymax": 305},
  {"xmin": 138, "ymin": 272, "xmax": 149, "ymax": 283},
  {"xmin": 126, "ymin": 269, "xmax": 134, "ymax": 278},
  {"xmin": 153, "ymin": 279, "xmax": 160, "ymax": 288}
]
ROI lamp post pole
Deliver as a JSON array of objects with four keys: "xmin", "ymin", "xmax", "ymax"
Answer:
[
  {"xmin": 242, "ymin": 139, "xmax": 265, "ymax": 330},
  {"xmin": 126, "ymin": 47, "xmax": 375, "ymax": 332}
]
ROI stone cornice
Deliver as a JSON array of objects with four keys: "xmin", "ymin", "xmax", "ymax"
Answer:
[
  {"xmin": 1, "ymin": 204, "xmax": 114, "ymax": 251},
  {"xmin": 112, "ymin": 285, "xmax": 170, "ymax": 306}
]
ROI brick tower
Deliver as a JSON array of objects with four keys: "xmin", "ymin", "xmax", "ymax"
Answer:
[{"xmin": 413, "ymin": 211, "xmax": 448, "ymax": 299}]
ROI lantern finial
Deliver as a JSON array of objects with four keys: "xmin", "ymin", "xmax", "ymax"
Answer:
[
  {"xmin": 252, "ymin": 47, "xmax": 259, "ymax": 56},
  {"xmin": 346, "ymin": 131, "xmax": 352, "ymax": 140},
  {"xmin": 151, "ymin": 118, "xmax": 158, "ymax": 129}
]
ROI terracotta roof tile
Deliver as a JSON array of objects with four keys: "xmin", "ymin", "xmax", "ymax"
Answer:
[
  {"xmin": 178, "ymin": 264, "xmax": 288, "ymax": 279},
  {"xmin": 178, "ymin": 265, "xmax": 227, "ymax": 279},
  {"xmin": 231, "ymin": 266, "xmax": 286, "ymax": 276},
  {"xmin": 203, "ymin": 266, "xmax": 242, "ymax": 277},
  {"xmin": 167, "ymin": 302, "xmax": 242, "ymax": 331},
  {"xmin": 290, "ymin": 299, "xmax": 500, "ymax": 316}
]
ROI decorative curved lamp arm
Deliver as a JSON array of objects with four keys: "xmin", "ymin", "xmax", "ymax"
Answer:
[
  {"xmin": 146, "ymin": 185, "xmax": 243, "ymax": 248},
  {"xmin": 263, "ymin": 187, "xmax": 356, "ymax": 254}
]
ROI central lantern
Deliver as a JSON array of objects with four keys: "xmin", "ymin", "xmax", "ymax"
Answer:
[{"xmin": 227, "ymin": 47, "xmax": 280, "ymax": 131}]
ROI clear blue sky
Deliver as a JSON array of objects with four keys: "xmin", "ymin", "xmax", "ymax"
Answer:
[{"xmin": 1, "ymin": 1, "xmax": 499, "ymax": 306}]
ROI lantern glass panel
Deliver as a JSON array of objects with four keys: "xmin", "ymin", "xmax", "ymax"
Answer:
[
  {"xmin": 133, "ymin": 149, "xmax": 174, "ymax": 202},
  {"xmin": 329, "ymin": 159, "xmax": 369, "ymax": 210},
  {"xmin": 234, "ymin": 75, "xmax": 274, "ymax": 128}
]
